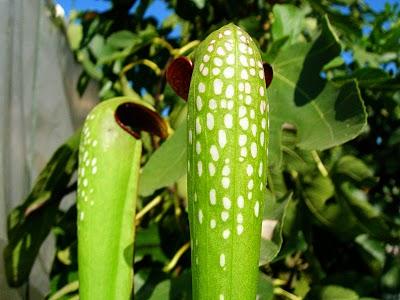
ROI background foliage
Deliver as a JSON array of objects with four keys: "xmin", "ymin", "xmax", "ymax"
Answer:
[{"xmin": 4, "ymin": 0, "xmax": 400, "ymax": 299}]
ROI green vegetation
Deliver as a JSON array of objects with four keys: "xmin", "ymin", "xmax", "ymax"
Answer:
[{"xmin": 4, "ymin": 0, "xmax": 400, "ymax": 299}]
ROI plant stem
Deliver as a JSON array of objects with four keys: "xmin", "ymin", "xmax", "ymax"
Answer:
[{"xmin": 163, "ymin": 241, "xmax": 190, "ymax": 272}]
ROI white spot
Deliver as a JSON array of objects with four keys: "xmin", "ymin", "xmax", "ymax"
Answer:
[
  {"xmin": 261, "ymin": 118, "xmax": 267, "ymax": 129},
  {"xmin": 198, "ymin": 209, "xmax": 204, "ymax": 223},
  {"xmin": 223, "ymin": 67, "xmax": 234, "ymax": 79},
  {"xmin": 251, "ymin": 124, "xmax": 257, "ymax": 136},
  {"xmin": 239, "ymin": 82, "xmax": 244, "ymax": 92},
  {"xmin": 245, "ymin": 95, "xmax": 252, "ymax": 105},
  {"xmin": 222, "ymin": 165, "xmax": 230, "ymax": 176},
  {"xmin": 259, "ymin": 86, "xmax": 265, "ymax": 96},
  {"xmin": 212, "ymin": 68, "xmax": 221, "ymax": 75},
  {"xmin": 189, "ymin": 130, "xmax": 193, "ymax": 144},
  {"xmin": 244, "ymin": 83, "xmax": 251, "ymax": 94},
  {"xmin": 195, "ymin": 117, "xmax": 201, "ymax": 134},
  {"xmin": 217, "ymin": 47, "xmax": 225, "ymax": 56},
  {"xmin": 240, "ymin": 147, "xmax": 247, "ymax": 157},
  {"xmin": 239, "ymin": 55, "xmax": 248, "ymax": 66},
  {"xmin": 246, "ymin": 165, "xmax": 253, "ymax": 176},
  {"xmin": 224, "ymin": 114, "xmax": 233, "ymax": 128},
  {"xmin": 248, "ymin": 191, "xmax": 253, "ymax": 199},
  {"xmin": 239, "ymin": 134, "xmax": 247, "ymax": 146},
  {"xmin": 226, "ymin": 53, "xmax": 235, "ymax": 64},
  {"xmin": 207, "ymin": 113, "xmax": 214, "ymax": 130},
  {"xmin": 224, "ymin": 30, "xmax": 232, "ymax": 35},
  {"xmin": 237, "ymin": 213, "xmax": 243, "ymax": 223},
  {"xmin": 80, "ymin": 211, "xmax": 84, "ymax": 221},
  {"xmin": 248, "ymin": 179, "xmax": 254, "ymax": 190},
  {"xmin": 239, "ymin": 43, "xmax": 247, "ymax": 53},
  {"xmin": 257, "ymin": 61, "xmax": 263, "ymax": 68},
  {"xmin": 239, "ymin": 117, "xmax": 249, "ymax": 130},
  {"xmin": 218, "ymin": 130, "xmax": 227, "ymax": 148},
  {"xmin": 237, "ymin": 225, "xmax": 244, "ymax": 235},
  {"xmin": 223, "ymin": 197, "xmax": 232, "ymax": 209},
  {"xmin": 254, "ymin": 201, "xmax": 260, "ymax": 217},
  {"xmin": 241, "ymin": 69, "xmax": 249, "ymax": 80},
  {"xmin": 83, "ymin": 178, "xmax": 88, "ymax": 187},
  {"xmin": 223, "ymin": 229, "xmax": 231, "ymax": 239},
  {"xmin": 210, "ymin": 189, "xmax": 216, "ymax": 205},
  {"xmin": 258, "ymin": 161, "xmax": 263, "ymax": 177},
  {"xmin": 249, "ymin": 68, "xmax": 256, "ymax": 76},
  {"xmin": 214, "ymin": 57, "xmax": 223, "ymax": 67},
  {"xmin": 209, "ymin": 99, "xmax": 217, "ymax": 110},
  {"xmin": 249, "ymin": 58, "xmax": 255, "ymax": 66},
  {"xmin": 237, "ymin": 195, "xmax": 244, "ymax": 208},
  {"xmin": 197, "ymin": 161, "xmax": 203, "ymax": 176},
  {"xmin": 239, "ymin": 106, "xmax": 247, "ymax": 118},
  {"xmin": 221, "ymin": 211, "xmax": 229, "ymax": 221},
  {"xmin": 227, "ymin": 100, "xmax": 234, "ymax": 110},
  {"xmin": 92, "ymin": 140, "xmax": 98, "ymax": 147},
  {"xmin": 259, "ymin": 69, "xmax": 265, "ymax": 79},
  {"xmin": 250, "ymin": 109, "xmax": 255, "ymax": 119},
  {"xmin": 251, "ymin": 142, "xmax": 258, "ymax": 158},
  {"xmin": 209, "ymin": 162, "xmax": 216, "ymax": 176},
  {"xmin": 225, "ymin": 84, "xmax": 234, "ymax": 99},
  {"xmin": 260, "ymin": 182, "xmax": 264, "ymax": 191},
  {"xmin": 92, "ymin": 166, "xmax": 97, "ymax": 174},
  {"xmin": 199, "ymin": 63, "xmax": 204, "ymax": 72},
  {"xmin": 201, "ymin": 66, "xmax": 209, "ymax": 76},
  {"xmin": 210, "ymin": 145, "xmax": 219, "ymax": 161},
  {"xmin": 214, "ymin": 79, "xmax": 223, "ymax": 95},
  {"xmin": 210, "ymin": 219, "xmax": 216, "ymax": 229},
  {"xmin": 198, "ymin": 82, "xmax": 205, "ymax": 93},
  {"xmin": 260, "ymin": 132, "xmax": 265, "ymax": 146},
  {"xmin": 210, "ymin": 39, "xmax": 216, "ymax": 44},
  {"xmin": 220, "ymin": 254, "xmax": 226, "ymax": 267},
  {"xmin": 220, "ymin": 294, "xmax": 225, "ymax": 300},
  {"xmin": 203, "ymin": 54, "xmax": 210, "ymax": 62},
  {"xmin": 196, "ymin": 96, "xmax": 202, "ymax": 111},
  {"xmin": 260, "ymin": 101, "xmax": 267, "ymax": 114},
  {"xmin": 207, "ymin": 45, "xmax": 214, "ymax": 52},
  {"xmin": 196, "ymin": 141, "xmax": 201, "ymax": 154},
  {"xmin": 225, "ymin": 41, "xmax": 233, "ymax": 52},
  {"xmin": 221, "ymin": 177, "xmax": 230, "ymax": 188}
]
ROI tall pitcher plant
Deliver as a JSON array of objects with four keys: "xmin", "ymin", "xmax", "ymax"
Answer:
[{"xmin": 167, "ymin": 24, "xmax": 272, "ymax": 300}]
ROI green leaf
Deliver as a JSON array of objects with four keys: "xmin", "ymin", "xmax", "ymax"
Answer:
[
  {"xmin": 148, "ymin": 280, "xmax": 171, "ymax": 300},
  {"xmin": 272, "ymin": 4, "xmax": 305, "ymax": 45},
  {"xmin": 259, "ymin": 192, "xmax": 292, "ymax": 265},
  {"xmin": 266, "ymin": 16, "xmax": 366, "ymax": 167},
  {"xmin": 332, "ymin": 155, "xmax": 400, "ymax": 242},
  {"xmin": 107, "ymin": 30, "xmax": 137, "ymax": 49},
  {"xmin": 67, "ymin": 23, "xmax": 82, "ymax": 50},
  {"xmin": 306, "ymin": 285, "xmax": 359, "ymax": 300},
  {"xmin": 302, "ymin": 174, "xmax": 363, "ymax": 240},
  {"xmin": 257, "ymin": 273, "xmax": 274, "ymax": 300},
  {"xmin": 4, "ymin": 131, "xmax": 80, "ymax": 287},
  {"xmin": 98, "ymin": 26, "xmax": 157, "ymax": 64},
  {"xmin": 135, "ymin": 223, "xmax": 168, "ymax": 263},
  {"xmin": 139, "ymin": 122, "xmax": 187, "ymax": 197},
  {"xmin": 190, "ymin": 0, "xmax": 206, "ymax": 9},
  {"xmin": 355, "ymin": 234, "xmax": 385, "ymax": 268}
]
